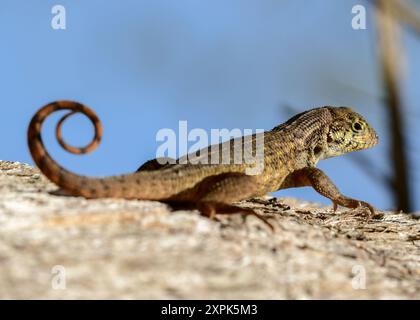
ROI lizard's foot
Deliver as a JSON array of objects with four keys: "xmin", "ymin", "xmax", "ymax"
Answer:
[
  {"xmin": 197, "ymin": 202, "xmax": 274, "ymax": 231},
  {"xmin": 332, "ymin": 196, "xmax": 379, "ymax": 218}
]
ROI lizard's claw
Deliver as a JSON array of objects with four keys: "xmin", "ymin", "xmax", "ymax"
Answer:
[
  {"xmin": 197, "ymin": 202, "xmax": 274, "ymax": 231},
  {"xmin": 236, "ymin": 207, "xmax": 275, "ymax": 232},
  {"xmin": 332, "ymin": 197, "xmax": 378, "ymax": 218},
  {"xmin": 359, "ymin": 201, "xmax": 376, "ymax": 216},
  {"xmin": 359, "ymin": 201, "xmax": 384, "ymax": 219}
]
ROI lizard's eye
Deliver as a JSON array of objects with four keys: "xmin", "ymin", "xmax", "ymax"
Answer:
[{"xmin": 352, "ymin": 121, "xmax": 364, "ymax": 132}]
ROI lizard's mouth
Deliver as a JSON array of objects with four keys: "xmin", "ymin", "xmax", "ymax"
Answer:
[
  {"xmin": 356, "ymin": 128, "xmax": 378, "ymax": 150},
  {"xmin": 367, "ymin": 128, "xmax": 379, "ymax": 148}
]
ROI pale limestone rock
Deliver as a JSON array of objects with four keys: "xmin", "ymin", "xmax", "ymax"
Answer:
[{"xmin": 0, "ymin": 160, "xmax": 419, "ymax": 299}]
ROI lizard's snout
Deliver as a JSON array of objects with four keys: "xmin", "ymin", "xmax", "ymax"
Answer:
[{"xmin": 368, "ymin": 127, "xmax": 379, "ymax": 148}]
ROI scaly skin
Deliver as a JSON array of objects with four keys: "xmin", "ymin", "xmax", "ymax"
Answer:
[{"xmin": 28, "ymin": 101, "xmax": 379, "ymax": 229}]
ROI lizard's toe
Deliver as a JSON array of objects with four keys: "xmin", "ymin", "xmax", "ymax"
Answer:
[
  {"xmin": 199, "ymin": 202, "xmax": 274, "ymax": 231},
  {"xmin": 332, "ymin": 197, "xmax": 380, "ymax": 220},
  {"xmin": 359, "ymin": 201, "xmax": 376, "ymax": 215},
  {"xmin": 237, "ymin": 208, "xmax": 275, "ymax": 232}
]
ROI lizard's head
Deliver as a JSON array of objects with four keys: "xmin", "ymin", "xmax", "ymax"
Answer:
[{"xmin": 324, "ymin": 107, "xmax": 378, "ymax": 158}]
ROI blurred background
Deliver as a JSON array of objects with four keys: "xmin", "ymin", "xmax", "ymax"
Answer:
[{"xmin": 0, "ymin": 0, "xmax": 419, "ymax": 212}]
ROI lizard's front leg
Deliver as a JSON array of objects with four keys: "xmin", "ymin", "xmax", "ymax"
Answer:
[{"xmin": 280, "ymin": 167, "xmax": 376, "ymax": 215}]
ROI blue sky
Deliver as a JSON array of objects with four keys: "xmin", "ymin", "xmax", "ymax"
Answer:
[{"xmin": 1, "ymin": 0, "xmax": 419, "ymax": 211}]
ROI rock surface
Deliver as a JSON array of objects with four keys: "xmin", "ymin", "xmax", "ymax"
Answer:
[{"xmin": 0, "ymin": 160, "xmax": 419, "ymax": 299}]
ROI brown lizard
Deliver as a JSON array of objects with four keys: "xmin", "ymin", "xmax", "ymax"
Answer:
[{"xmin": 28, "ymin": 100, "xmax": 378, "ymax": 229}]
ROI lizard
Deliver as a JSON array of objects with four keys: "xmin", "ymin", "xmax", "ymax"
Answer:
[{"xmin": 28, "ymin": 100, "xmax": 379, "ymax": 229}]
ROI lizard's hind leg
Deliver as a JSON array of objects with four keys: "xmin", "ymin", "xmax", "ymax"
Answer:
[
  {"xmin": 197, "ymin": 202, "xmax": 274, "ymax": 231},
  {"xmin": 194, "ymin": 173, "xmax": 274, "ymax": 230}
]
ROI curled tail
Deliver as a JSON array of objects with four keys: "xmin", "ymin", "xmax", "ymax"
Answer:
[
  {"xmin": 28, "ymin": 100, "xmax": 106, "ymax": 198},
  {"xmin": 28, "ymin": 100, "xmax": 217, "ymax": 200}
]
